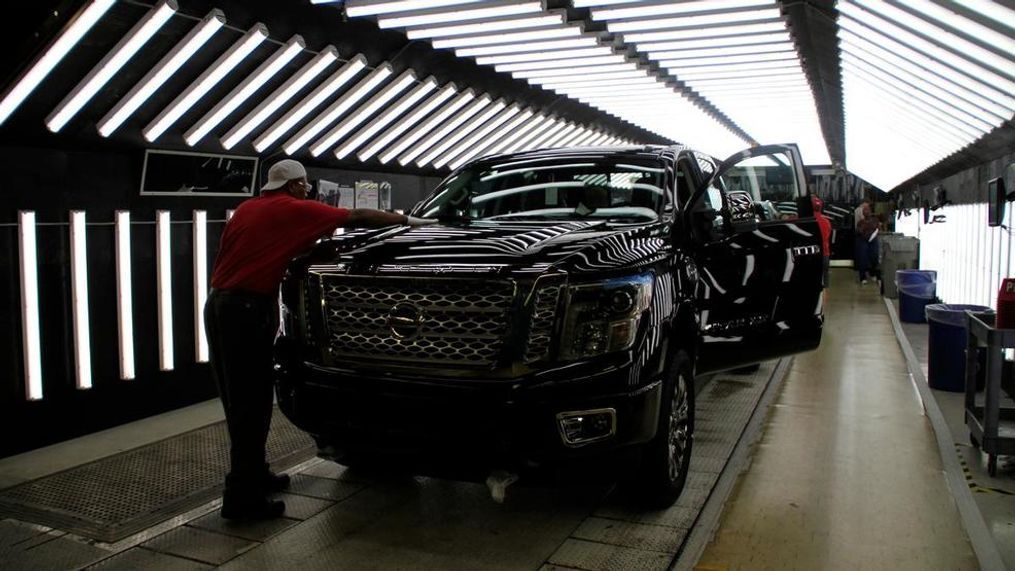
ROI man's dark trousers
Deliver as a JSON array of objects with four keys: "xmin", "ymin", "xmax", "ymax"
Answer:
[{"xmin": 204, "ymin": 289, "xmax": 277, "ymax": 491}]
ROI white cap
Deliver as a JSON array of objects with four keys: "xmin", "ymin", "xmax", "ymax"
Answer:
[{"xmin": 261, "ymin": 159, "xmax": 307, "ymax": 191}]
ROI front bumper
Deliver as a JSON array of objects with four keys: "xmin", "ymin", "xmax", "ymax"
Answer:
[{"xmin": 274, "ymin": 351, "xmax": 662, "ymax": 474}]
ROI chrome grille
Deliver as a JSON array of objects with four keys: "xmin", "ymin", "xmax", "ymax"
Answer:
[
  {"xmin": 525, "ymin": 284, "xmax": 562, "ymax": 362},
  {"xmin": 317, "ymin": 275, "xmax": 514, "ymax": 367}
]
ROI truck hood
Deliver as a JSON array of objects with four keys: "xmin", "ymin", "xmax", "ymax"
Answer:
[{"xmin": 307, "ymin": 220, "xmax": 669, "ymax": 277}]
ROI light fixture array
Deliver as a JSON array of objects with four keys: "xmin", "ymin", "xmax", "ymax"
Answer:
[
  {"xmin": 3, "ymin": 0, "xmax": 634, "ymax": 169},
  {"xmin": 587, "ymin": 0, "xmax": 830, "ymax": 165},
  {"xmin": 343, "ymin": 0, "xmax": 749, "ymax": 157},
  {"xmin": 836, "ymin": 0, "xmax": 1015, "ymax": 190}
]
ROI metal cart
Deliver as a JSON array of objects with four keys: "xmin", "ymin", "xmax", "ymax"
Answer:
[{"xmin": 965, "ymin": 311, "xmax": 1015, "ymax": 476}]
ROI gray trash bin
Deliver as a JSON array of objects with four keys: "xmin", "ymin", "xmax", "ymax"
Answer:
[{"xmin": 881, "ymin": 234, "xmax": 919, "ymax": 298}]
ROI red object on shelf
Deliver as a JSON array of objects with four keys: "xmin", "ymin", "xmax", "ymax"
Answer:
[{"xmin": 999, "ymin": 278, "xmax": 1015, "ymax": 329}]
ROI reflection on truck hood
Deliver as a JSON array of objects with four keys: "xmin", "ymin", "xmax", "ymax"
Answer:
[{"xmin": 310, "ymin": 221, "xmax": 669, "ymax": 276}]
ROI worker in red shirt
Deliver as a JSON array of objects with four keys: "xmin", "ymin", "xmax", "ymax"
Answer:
[
  {"xmin": 812, "ymin": 195, "xmax": 832, "ymax": 296},
  {"xmin": 205, "ymin": 159, "xmax": 435, "ymax": 519}
]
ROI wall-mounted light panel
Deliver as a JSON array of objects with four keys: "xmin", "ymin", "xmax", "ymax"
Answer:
[
  {"xmin": 156, "ymin": 210, "xmax": 174, "ymax": 371},
  {"xmin": 115, "ymin": 210, "xmax": 135, "ymax": 380},
  {"xmin": 70, "ymin": 211, "xmax": 92, "ymax": 390},
  {"xmin": 19, "ymin": 211, "xmax": 43, "ymax": 401}
]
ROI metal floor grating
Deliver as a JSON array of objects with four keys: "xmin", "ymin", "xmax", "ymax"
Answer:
[{"xmin": 0, "ymin": 409, "xmax": 313, "ymax": 543}]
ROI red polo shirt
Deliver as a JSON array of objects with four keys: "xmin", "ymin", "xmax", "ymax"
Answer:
[{"xmin": 211, "ymin": 192, "xmax": 349, "ymax": 295}]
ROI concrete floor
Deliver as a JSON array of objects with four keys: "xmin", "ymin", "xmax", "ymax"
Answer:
[
  {"xmin": 896, "ymin": 302, "xmax": 1015, "ymax": 569},
  {"xmin": 697, "ymin": 271, "xmax": 979, "ymax": 570}
]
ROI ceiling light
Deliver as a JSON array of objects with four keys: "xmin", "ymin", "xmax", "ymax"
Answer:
[
  {"xmin": 637, "ymin": 31, "xmax": 788, "ymax": 51},
  {"xmin": 526, "ymin": 70, "xmax": 650, "ymax": 84},
  {"xmin": 310, "ymin": 70, "xmax": 416, "ymax": 156},
  {"xmin": 536, "ymin": 77, "xmax": 660, "ymax": 90},
  {"xmin": 357, "ymin": 82, "xmax": 457, "ymax": 161},
  {"xmin": 345, "ymin": 0, "xmax": 486, "ymax": 17},
  {"xmin": 47, "ymin": 0, "xmax": 175, "ymax": 132},
  {"xmin": 98, "ymin": 9, "xmax": 225, "ymax": 137},
  {"xmin": 337, "ymin": 77, "xmax": 438, "ymax": 159},
  {"xmin": 407, "ymin": 14, "xmax": 563, "ymax": 39},
  {"xmin": 486, "ymin": 114, "xmax": 547, "ymax": 155},
  {"xmin": 625, "ymin": 22, "xmax": 784, "ymax": 43},
  {"xmin": 674, "ymin": 67, "xmax": 799, "ymax": 81},
  {"xmin": 456, "ymin": 37, "xmax": 598, "ymax": 56},
  {"xmin": 607, "ymin": 9, "xmax": 781, "ymax": 33},
  {"xmin": 527, "ymin": 121, "xmax": 569, "ymax": 149},
  {"xmin": 186, "ymin": 35, "xmax": 305, "ymax": 146},
  {"xmin": 434, "ymin": 105, "xmax": 522, "ymax": 168},
  {"xmin": 476, "ymin": 47, "xmax": 613, "ymax": 65},
  {"xmin": 144, "ymin": 23, "xmax": 268, "ymax": 142},
  {"xmin": 285, "ymin": 63, "xmax": 394, "ymax": 154},
  {"xmin": 415, "ymin": 99, "xmax": 506, "ymax": 166},
  {"xmin": 252, "ymin": 54, "xmax": 367, "ymax": 152},
  {"xmin": 432, "ymin": 26, "xmax": 582, "ymax": 49},
  {"xmin": 513, "ymin": 63, "xmax": 638, "ymax": 78},
  {"xmin": 377, "ymin": 89, "xmax": 475, "ymax": 163},
  {"xmin": 496, "ymin": 54, "xmax": 626, "ymax": 72},
  {"xmin": 378, "ymin": 0, "xmax": 542, "ymax": 28},
  {"xmin": 503, "ymin": 118, "xmax": 556, "ymax": 153},
  {"xmin": 221, "ymin": 47, "xmax": 338, "ymax": 150},
  {"xmin": 648, "ymin": 42, "xmax": 793, "ymax": 59},
  {"xmin": 0, "ymin": 0, "xmax": 115, "ymax": 127},
  {"xmin": 663, "ymin": 52, "xmax": 796, "ymax": 67},
  {"xmin": 449, "ymin": 109, "xmax": 534, "ymax": 168},
  {"xmin": 399, "ymin": 94, "xmax": 494, "ymax": 165},
  {"xmin": 592, "ymin": 0, "xmax": 772, "ymax": 20}
]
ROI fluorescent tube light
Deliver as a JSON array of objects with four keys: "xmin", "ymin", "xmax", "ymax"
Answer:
[
  {"xmin": 0, "ymin": 0, "xmax": 114, "ymax": 127},
  {"xmin": 485, "ymin": 114, "xmax": 547, "ymax": 155},
  {"xmin": 432, "ymin": 26, "xmax": 581, "ymax": 49},
  {"xmin": 253, "ymin": 54, "xmax": 367, "ymax": 152},
  {"xmin": 193, "ymin": 210, "xmax": 208, "ymax": 363},
  {"xmin": 186, "ymin": 35, "xmax": 305, "ymax": 146},
  {"xmin": 337, "ymin": 76, "xmax": 438, "ymax": 159},
  {"xmin": 346, "ymin": 0, "xmax": 486, "ymax": 17},
  {"xmin": 513, "ymin": 63, "xmax": 638, "ymax": 79},
  {"xmin": 407, "ymin": 14, "xmax": 563, "ymax": 39},
  {"xmin": 433, "ymin": 104, "xmax": 521, "ymax": 168},
  {"xmin": 145, "ymin": 23, "xmax": 268, "ymax": 142},
  {"xmin": 98, "ymin": 9, "xmax": 225, "ymax": 137},
  {"xmin": 70, "ymin": 211, "xmax": 92, "ymax": 389},
  {"xmin": 668, "ymin": 60, "xmax": 800, "ymax": 75},
  {"xmin": 624, "ymin": 22, "xmax": 784, "ymax": 43},
  {"xmin": 503, "ymin": 117, "xmax": 555, "ymax": 153},
  {"xmin": 544, "ymin": 123, "xmax": 579, "ymax": 147},
  {"xmin": 606, "ymin": 9, "xmax": 780, "ymax": 33},
  {"xmin": 285, "ymin": 63, "xmax": 393, "ymax": 155},
  {"xmin": 47, "ymin": 0, "xmax": 176, "ymax": 132},
  {"xmin": 378, "ymin": 0, "xmax": 542, "ymax": 28},
  {"xmin": 222, "ymin": 47, "xmax": 338, "ymax": 150},
  {"xmin": 648, "ymin": 42, "xmax": 793, "ymax": 59},
  {"xmin": 495, "ymin": 54, "xmax": 626, "ymax": 72},
  {"xmin": 19, "ymin": 211, "xmax": 43, "ymax": 400},
  {"xmin": 664, "ymin": 52, "xmax": 796, "ymax": 67},
  {"xmin": 476, "ymin": 47, "xmax": 612, "ymax": 65},
  {"xmin": 449, "ymin": 109, "xmax": 534, "ymax": 169},
  {"xmin": 539, "ymin": 77, "xmax": 660, "ymax": 90},
  {"xmin": 358, "ymin": 83, "xmax": 458, "ymax": 161},
  {"xmin": 456, "ymin": 37, "xmax": 598, "ymax": 57},
  {"xmin": 115, "ymin": 211, "xmax": 135, "ymax": 380},
  {"xmin": 592, "ymin": 0, "xmax": 771, "ymax": 20},
  {"xmin": 525, "ymin": 70, "xmax": 650, "ymax": 84},
  {"xmin": 527, "ymin": 121, "xmax": 568, "ymax": 149},
  {"xmin": 398, "ymin": 95, "xmax": 491, "ymax": 165},
  {"xmin": 637, "ymin": 31, "xmax": 788, "ymax": 51},
  {"xmin": 157, "ymin": 210, "xmax": 174, "ymax": 371},
  {"xmin": 377, "ymin": 89, "xmax": 475, "ymax": 163},
  {"xmin": 311, "ymin": 69, "xmax": 416, "ymax": 156}
]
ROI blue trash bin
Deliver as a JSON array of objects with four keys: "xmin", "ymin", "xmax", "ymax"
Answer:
[
  {"xmin": 897, "ymin": 270, "xmax": 937, "ymax": 323},
  {"xmin": 925, "ymin": 304, "xmax": 993, "ymax": 392}
]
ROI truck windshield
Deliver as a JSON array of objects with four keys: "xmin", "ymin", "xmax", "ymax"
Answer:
[{"xmin": 414, "ymin": 158, "xmax": 667, "ymax": 222}]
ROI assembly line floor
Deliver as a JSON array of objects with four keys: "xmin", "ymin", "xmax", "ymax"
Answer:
[
  {"xmin": 697, "ymin": 272, "xmax": 979, "ymax": 570},
  {"xmin": 0, "ymin": 270, "xmax": 994, "ymax": 570}
]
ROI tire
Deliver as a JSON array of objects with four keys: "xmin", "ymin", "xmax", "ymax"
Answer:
[{"xmin": 631, "ymin": 350, "xmax": 695, "ymax": 508}]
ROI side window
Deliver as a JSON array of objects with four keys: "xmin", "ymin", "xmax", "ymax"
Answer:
[{"xmin": 718, "ymin": 150, "xmax": 800, "ymax": 221}]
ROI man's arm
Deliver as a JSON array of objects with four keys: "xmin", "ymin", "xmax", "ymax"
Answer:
[{"xmin": 344, "ymin": 209, "xmax": 437, "ymax": 228}]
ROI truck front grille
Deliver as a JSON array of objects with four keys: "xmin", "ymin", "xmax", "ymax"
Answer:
[{"xmin": 316, "ymin": 275, "xmax": 515, "ymax": 367}]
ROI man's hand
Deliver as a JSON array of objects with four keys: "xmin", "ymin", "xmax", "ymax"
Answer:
[{"xmin": 406, "ymin": 216, "xmax": 439, "ymax": 226}]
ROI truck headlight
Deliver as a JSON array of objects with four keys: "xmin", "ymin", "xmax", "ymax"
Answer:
[{"xmin": 560, "ymin": 273, "xmax": 654, "ymax": 360}]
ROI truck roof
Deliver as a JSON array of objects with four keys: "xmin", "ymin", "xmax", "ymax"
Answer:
[{"xmin": 471, "ymin": 145, "xmax": 688, "ymax": 167}]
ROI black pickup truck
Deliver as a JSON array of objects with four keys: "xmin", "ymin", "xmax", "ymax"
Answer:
[{"xmin": 274, "ymin": 144, "xmax": 823, "ymax": 506}]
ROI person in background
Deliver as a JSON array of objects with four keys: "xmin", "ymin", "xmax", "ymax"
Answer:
[
  {"xmin": 812, "ymin": 196, "xmax": 832, "ymax": 298},
  {"xmin": 853, "ymin": 199, "xmax": 871, "ymax": 282},
  {"xmin": 205, "ymin": 159, "xmax": 436, "ymax": 520},
  {"xmin": 855, "ymin": 208, "xmax": 880, "ymax": 285}
]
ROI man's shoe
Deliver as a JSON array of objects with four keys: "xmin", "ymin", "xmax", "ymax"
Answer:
[
  {"xmin": 262, "ymin": 470, "xmax": 291, "ymax": 493},
  {"xmin": 221, "ymin": 496, "xmax": 286, "ymax": 520}
]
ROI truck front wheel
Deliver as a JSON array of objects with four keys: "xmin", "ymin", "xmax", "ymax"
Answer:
[{"xmin": 631, "ymin": 349, "xmax": 695, "ymax": 508}]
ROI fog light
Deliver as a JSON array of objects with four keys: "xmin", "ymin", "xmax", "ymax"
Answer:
[{"xmin": 556, "ymin": 408, "xmax": 616, "ymax": 447}]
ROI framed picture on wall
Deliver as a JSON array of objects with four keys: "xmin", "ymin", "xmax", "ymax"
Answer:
[{"xmin": 140, "ymin": 149, "xmax": 257, "ymax": 196}]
